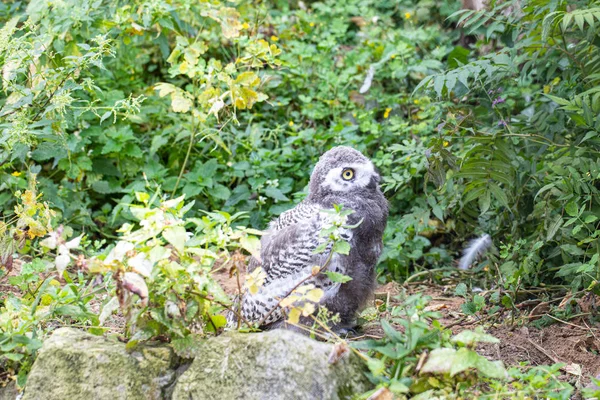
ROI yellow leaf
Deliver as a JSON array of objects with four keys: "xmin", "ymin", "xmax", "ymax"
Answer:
[
  {"xmin": 179, "ymin": 61, "xmax": 189, "ymax": 75},
  {"xmin": 301, "ymin": 302, "xmax": 315, "ymax": 316},
  {"xmin": 171, "ymin": 93, "xmax": 193, "ymax": 113},
  {"xmin": 155, "ymin": 82, "xmax": 177, "ymax": 97},
  {"xmin": 306, "ymin": 288, "xmax": 324, "ymax": 303},
  {"xmin": 235, "ymin": 71, "xmax": 260, "ymax": 87},
  {"xmin": 280, "ymin": 294, "xmax": 301, "ymax": 308},
  {"xmin": 218, "ymin": 7, "xmax": 242, "ymax": 39},
  {"xmin": 295, "ymin": 284, "xmax": 314, "ymax": 294},
  {"xmin": 311, "ymin": 266, "xmax": 320, "ymax": 275},
  {"xmin": 287, "ymin": 307, "xmax": 301, "ymax": 324},
  {"xmin": 245, "ymin": 267, "xmax": 266, "ymax": 295}
]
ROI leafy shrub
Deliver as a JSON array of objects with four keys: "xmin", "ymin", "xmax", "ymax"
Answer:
[
  {"xmin": 355, "ymin": 294, "xmax": 573, "ymax": 399},
  {"xmin": 415, "ymin": 0, "xmax": 600, "ymax": 292}
]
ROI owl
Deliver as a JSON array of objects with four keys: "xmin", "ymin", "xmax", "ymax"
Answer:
[{"xmin": 228, "ymin": 146, "xmax": 388, "ymax": 332}]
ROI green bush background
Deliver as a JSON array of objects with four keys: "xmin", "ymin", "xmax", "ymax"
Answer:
[{"xmin": 1, "ymin": 0, "xmax": 599, "ymax": 312}]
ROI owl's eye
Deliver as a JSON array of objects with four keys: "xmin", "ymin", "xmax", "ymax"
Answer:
[{"xmin": 341, "ymin": 168, "xmax": 355, "ymax": 181}]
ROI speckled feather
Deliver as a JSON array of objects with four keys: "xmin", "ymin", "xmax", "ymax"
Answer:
[{"xmin": 228, "ymin": 146, "xmax": 388, "ymax": 329}]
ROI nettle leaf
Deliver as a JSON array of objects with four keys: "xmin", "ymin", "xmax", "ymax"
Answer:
[
  {"xmin": 366, "ymin": 357, "xmax": 386, "ymax": 377},
  {"xmin": 333, "ymin": 240, "xmax": 351, "ymax": 255},
  {"xmin": 324, "ymin": 271, "xmax": 353, "ymax": 283},
  {"xmin": 163, "ymin": 226, "xmax": 188, "ymax": 254},
  {"xmin": 211, "ymin": 184, "xmax": 231, "ymax": 200},
  {"xmin": 454, "ymin": 282, "xmax": 468, "ymax": 297},
  {"xmin": 420, "ymin": 348, "xmax": 456, "ymax": 374}
]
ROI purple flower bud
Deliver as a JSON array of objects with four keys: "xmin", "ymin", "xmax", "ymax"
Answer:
[
  {"xmin": 492, "ymin": 97, "xmax": 505, "ymax": 107},
  {"xmin": 498, "ymin": 119, "xmax": 507, "ymax": 127}
]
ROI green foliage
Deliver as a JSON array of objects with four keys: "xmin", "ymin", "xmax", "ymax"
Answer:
[
  {"xmin": 86, "ymin": 191, "xmax": 259, "ymax": 343},
  {"xmin": 354, "ymin": 294, "xmax": 572, "ymax": 399},
  {"xmin": 414, "ymin": 0, "xmax": 600, "ymax": 293},
  {"xmin": 2, "ymin": 0, "xmax": 600, "ymax": 393}
]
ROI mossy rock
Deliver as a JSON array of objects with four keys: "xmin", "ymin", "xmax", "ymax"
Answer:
[
  {"xmin": 172, "ymin": 330, "xmax": 371, "ymax": 400},
  {"xmin": 23, "ymin": 328, "xmax": 178, "ymax": 400}
]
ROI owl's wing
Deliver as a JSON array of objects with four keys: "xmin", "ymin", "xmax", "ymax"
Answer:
[
  {"xmin": 268, "ymin": 200, "xmax": 320, "ymax": 231},
  {"xmin": 240, "ymin": 210, "xmax": 348, "ymax": 325}
]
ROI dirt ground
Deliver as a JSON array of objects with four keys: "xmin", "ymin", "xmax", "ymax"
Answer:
[{"xmin": 369, "ymin": 282, "xmax": 600, "ymax": 391}]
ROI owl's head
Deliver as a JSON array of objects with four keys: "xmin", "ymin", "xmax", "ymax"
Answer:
[{"xmin": 308, "ymin": 146, "xmax": 381, "ymax": 201}]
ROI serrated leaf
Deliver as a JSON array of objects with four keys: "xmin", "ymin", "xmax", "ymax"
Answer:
[
  {"xmin": 163, "ymin": 226, "xmax": 187, "ymax": 254},
  {"xmin": 565, "ymin": 202, "xmax": 579, "ymax": 217},
  {"xmin": 333, "ymin": 240, "xmax": 351, "ymax": 255}
]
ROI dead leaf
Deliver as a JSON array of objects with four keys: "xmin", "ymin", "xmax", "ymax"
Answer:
[
  {"xmin": 367, "ymin": 387, "xmax": 393, "ymax": 400},
  {"xmin": 350, "ymin": 16, "xmax": 367, "ymax": 27},
  {"xmin": 424, "ymin": 303, "xmax": 448, "ymax": 312},
  {"xmin": 564, "ymin": 363, "xmax": 582, "ymax": 376},
  {"xmin": 328, "ymin": 342, "xmax": 350, "ymax": 364},
  {"xmin": 528, "ymin": 302, "xmax": 550, "ymax": 320}
]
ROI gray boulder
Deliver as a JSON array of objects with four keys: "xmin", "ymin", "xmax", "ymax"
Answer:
[
  {"xmin": 22, "ymin": 328, "xmax": 178, "ymax": 400},
  {"xmin": 0, "ymin": 381, "xmax": 19, "ymax": 400},
  {"xmin": 22, "ymin": 328, "xmax": 371, "ymax": 400},
  {"xmin": 172, "ymin": 330, "xmax": 371, "ymax": 400}
]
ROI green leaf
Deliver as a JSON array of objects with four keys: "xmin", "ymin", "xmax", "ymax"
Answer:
[
  {"xmin": 451, "ymin": 329, "xmax": 500, "ymax": 347},
  {"xmin": 163, "ymin": 226, "xmax": 188, "ymax": 254},
  {"xmin": 324, "ymin": 271, "xmax": 353, "ymax": 283},
  {"xmin": 420, "ymin": 348, "xmax": 456, "ymax": 374},
  {"xmin": 454, "ymin": 282, "xmax": 468, "ymax": 297},
  {"xmin": 546, "ymin": 215, "xmax": 563, "ymax": 241},
  {"xmin": 264, "ymin": 187, "xmax": 289, "ymax": 201},
  {"xmin": 565, "ymin": 202, "xmax": 579, "ymax": 217},
  {"xmin": 2, "ymin": 353, "xmax": 25, "ymax": 362},
  {"xmin": 332, "ymin": 240, "xmax": 351, "ymax": 255},
  {"xmin": 561, "ymin": 244, "xmax": 584, "ymax": 256},
  {"xmin": 366, "ymin": 357, "xmax": 386, "ymax": 377},
  {"xmin": 211, "ymin": 184, "xmax": 231, "ymax": 200}
]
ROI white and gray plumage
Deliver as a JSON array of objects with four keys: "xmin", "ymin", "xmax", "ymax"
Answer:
[{"xmin": 228, "ymin": 146, "xmax": 388, "ymax": 330}]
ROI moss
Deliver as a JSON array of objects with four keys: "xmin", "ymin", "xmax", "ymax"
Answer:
[
  {"xmin": 22, "ymin": 328, "xmax": 177, "ymax": 400},
  {"xmin": 172, "ymin": 330, "xmax": 372, "ymax": 400}
]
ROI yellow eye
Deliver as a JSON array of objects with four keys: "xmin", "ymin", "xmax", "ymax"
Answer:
[{"xmin": 341, "ymin": 168, "xmax": 354, "ymax": 181}]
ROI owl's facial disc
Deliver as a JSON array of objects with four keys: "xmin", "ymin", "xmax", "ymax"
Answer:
[{"xmin": 321, "ymin": 161, "xmax": 377, "ymax": 192}]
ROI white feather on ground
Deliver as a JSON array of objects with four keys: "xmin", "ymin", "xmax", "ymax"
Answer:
[
  {"xmin": 359, "ymin": 65, "xmax": 375, "ymax": 94},
  {"xmin": 458, "ymin": 234, "xmax": 492, "ymax": 270}
]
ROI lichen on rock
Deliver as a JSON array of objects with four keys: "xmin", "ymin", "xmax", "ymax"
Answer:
[
  {"xmin": 22, "ymin": 328, "xmax": 178, "ymax": 400},
  {"xmin": 22, "ymin": 328, "xmax": 370, "ymax": 400},
  {"xmin": 172, "ymin": 330, "xmax": 371, "ymax": 400}
]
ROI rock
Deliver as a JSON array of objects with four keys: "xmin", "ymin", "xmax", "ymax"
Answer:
[
  {"xmin": 22, "ymin": 328, "xmax": 178, "ymax": 400},
  {"xmin": 172, "ymin": 330, "xmax": 371, "ymax": 400},
  {"xmin": 0, "ymin": 381, "xmax": 20, "ymax": 400}
]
